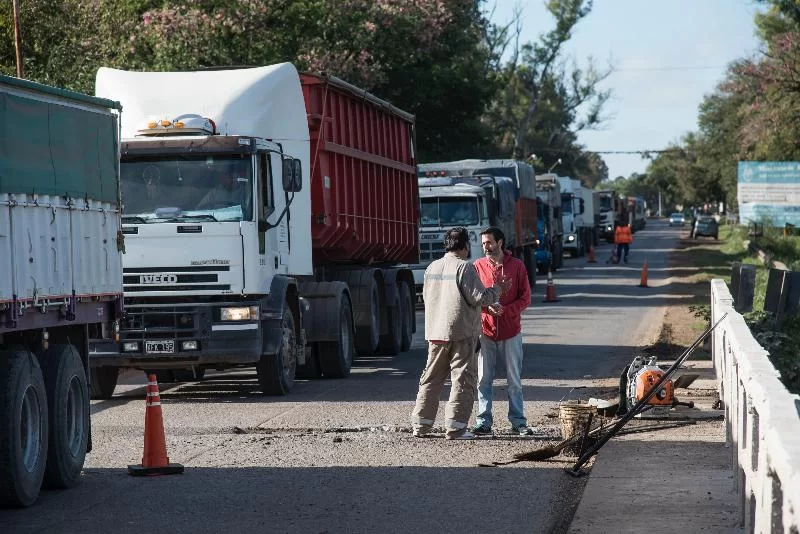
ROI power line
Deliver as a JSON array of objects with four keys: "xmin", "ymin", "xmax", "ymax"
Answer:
[
  {"xmin": 531, "ymin": 147, "xmax": 687, "ymax": 155},
  {"xmin": 612, "ymin": 65, "xmax": 725, "ymax": 72}
]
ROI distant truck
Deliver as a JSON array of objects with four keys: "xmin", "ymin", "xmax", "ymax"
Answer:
[
  {"xmin": 413, "ymin": 159, "xmax": 538, "ymax": 295},
  {"xmin": 91, "ymin": 64, "xmax": 418, "ymax": 397},
  {"xmin": 597, "ymin": 192, "xmax": 646, "ymax": 242},
  {"xmin": 0, "ymin": 74, "xmax": 123, "ymax": 506},
  {"xmin": 555, "ymin": 176, "xmax": 593, "ymax": 256},
  {"xmin": 534, "ymin": 173, "xmax": 564, "ymax": 273}
]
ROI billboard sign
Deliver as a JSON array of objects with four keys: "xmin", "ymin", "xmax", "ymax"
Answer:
[{"xmin": 738, "ymin": 161, "xmax": 800, "ymax": 226}]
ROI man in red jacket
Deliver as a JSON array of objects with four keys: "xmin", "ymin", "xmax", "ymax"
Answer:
[{"xmin": 472, "ymin": 226, "xmax": 533, "ymax": 435}]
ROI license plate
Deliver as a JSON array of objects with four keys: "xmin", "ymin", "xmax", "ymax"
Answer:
[{"xmin": 145, "ymin": 340, "xmax": 175, "ymax": 353}]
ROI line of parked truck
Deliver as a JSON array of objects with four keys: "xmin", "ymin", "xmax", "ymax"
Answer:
[{"xmin": 1, "ymin": 63, "xmax": 648, "ymax": 507}]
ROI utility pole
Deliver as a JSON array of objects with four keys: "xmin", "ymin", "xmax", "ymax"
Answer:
[
  {"xmin": 12, "ymin": 0, "xmax": 24, "ymax": 78},
  {"xmin": 658, "ymin": 189, "xmax": 662, "ymax": 218}
]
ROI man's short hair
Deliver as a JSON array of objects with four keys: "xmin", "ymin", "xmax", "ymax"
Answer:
[
  {"xmin": 481, "ymin": 226, "xmax": 505, "ymax": 248},
  {"xmin": 444, "ymin": 227, "xmax": 469, "ymax": 252}
]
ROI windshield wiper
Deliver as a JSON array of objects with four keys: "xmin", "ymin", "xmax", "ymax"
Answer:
[
  {"xmin": 122, "ymin": 215, "xmax": 149, "ymax": 224},
  {"xmin": 167, "ymin": 214, "xmax": 219, "ymax": 222}
]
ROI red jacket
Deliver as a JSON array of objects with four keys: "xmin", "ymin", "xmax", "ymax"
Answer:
[{"xmin": 474, "ymin": 250, "xmax": 531, "ymax": 341}]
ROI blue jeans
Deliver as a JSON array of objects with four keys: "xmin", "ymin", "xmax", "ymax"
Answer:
[
  {"xmin": 475, "ymin": 333, "xmax": 526, "ymax": 428},
  {"xmin": 616, "ymin": 243, "xmax": 630, "ymax": 262}
]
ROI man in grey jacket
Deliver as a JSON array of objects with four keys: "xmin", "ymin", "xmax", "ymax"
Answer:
[{"xmin": 411, "ymin": 227, "xmax": 507, "ymax": 440}]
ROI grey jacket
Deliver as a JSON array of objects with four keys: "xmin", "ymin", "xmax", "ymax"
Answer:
[{"xmin": 423, "ymin": 252, "xmax": 501, "ymax": 342}]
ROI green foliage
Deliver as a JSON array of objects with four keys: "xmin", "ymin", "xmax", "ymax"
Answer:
[
  {"xmin": 744, "ymin": 310, "xmax": 800, "ymax": 394},
  {"xmin": 688, "ymin": 304, "xmax": 711, "ymax": 324},
  {"xmin": 0, "ymin": 0, "xmax": 609, "ymax": 166}
]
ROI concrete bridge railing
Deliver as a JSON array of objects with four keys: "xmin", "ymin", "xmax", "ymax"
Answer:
[{"xmin": 711, "ymin": 279, "xmax": 800, "ymax": 533}]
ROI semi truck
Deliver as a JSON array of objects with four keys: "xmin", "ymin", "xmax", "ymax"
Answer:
[
  {"xmin": 597, "ymin": 193, "xmax": 647, "ymax": 243},
  {"xmin": 0, "ymin": 75, "xmax": 123, "ymax": 506},
  {"xmin": 555, "ymin": 176, "xmax": 592, "ymax": 256},
  {"xmin": 534, "ymin": 174, "xmax": 564, "ymax": 273},
  {"xmin": 91, "ymin": 64, "xmax": 418, "ymax": 398},
  {"xmin": 413, "ymin": 159, "xmax": 538, "ymax": 295}
]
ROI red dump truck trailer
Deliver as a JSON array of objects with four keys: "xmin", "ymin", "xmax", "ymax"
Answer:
[{"xmin": 91, "ymin": 64, "xmax": 418, "ymax": 397}]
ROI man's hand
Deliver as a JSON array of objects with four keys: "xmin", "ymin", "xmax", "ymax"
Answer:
[{"xmin": 487, "ymin": 303, "xmax": 504, "ymax": 316}]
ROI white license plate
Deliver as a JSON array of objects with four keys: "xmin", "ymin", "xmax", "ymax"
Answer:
[{"xmin": 145, "ymin": 340, "xmax": 175, "ymax": 353}]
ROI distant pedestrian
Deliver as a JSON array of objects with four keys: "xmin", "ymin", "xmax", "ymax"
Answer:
[
  {"xmin": 471, "ymin": 227, "xmax": 533, "ymax": 436},
  {"xmin": 614, "ymin": 220, "xmax": 633, "ymax": 263},
  {"xmin": 411, "ymin": 227, "xmax": 507, "ymax": 440}
]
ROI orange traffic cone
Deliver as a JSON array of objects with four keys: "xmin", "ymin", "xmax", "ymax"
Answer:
[
  {"xmin": 639, "ymin": 260, "xmax": 649, "ymax": 288},
  {"xmin": 128, "ymin": 374, "xmax": 184, "ymax": 476},
  {"xmin": 542, "ymin": 270, "xmax": 561, "ymax": 303},
  {"xmin": 587, "ymin": 246, "xmax": 597, "ymax": 263}
]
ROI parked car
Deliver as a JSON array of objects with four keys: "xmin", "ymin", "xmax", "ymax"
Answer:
[
  {"xmin": 693, "ymin": 216, "xmax": 719, "ymax": 239},
  {"xmin": 669, "ymin": 212, "xmax": 685, "ymax": 226}
]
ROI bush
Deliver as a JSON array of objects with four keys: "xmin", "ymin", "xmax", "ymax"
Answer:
[{"xmin": 744, "ymin": 310, "xmax": 800, "ymax": 394}]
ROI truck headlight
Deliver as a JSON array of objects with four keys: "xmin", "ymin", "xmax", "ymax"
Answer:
[
  {"xmin": 566, "ymin": 235, "xmax": 575, "ymax": 243},
  {"xmin": 220, "ymin": 306, "xmax": 259, "ymax": 321}
]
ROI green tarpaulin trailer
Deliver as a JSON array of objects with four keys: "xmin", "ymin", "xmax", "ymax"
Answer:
[{"xmin": 0, "ymin": 74, "xmax": 121, "ymax": 202}]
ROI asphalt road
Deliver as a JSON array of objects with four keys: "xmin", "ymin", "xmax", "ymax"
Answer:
[{"xmin": 1, "ymin": 219, "xmax": 684, "ymax": 534}]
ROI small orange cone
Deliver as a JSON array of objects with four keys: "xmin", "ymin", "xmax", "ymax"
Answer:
[
  {"xmin": 587, "ymin": 246, "xmax": 597, "ymax": 263},
  {"xmin": 542, "ymin": 270, "xmax": 561, "ymax": 303},
  {"xmin": 128, "ymin": 374, "xmax": 184, "ymax": 476},
  {"xmin": 639, "ymin": 260, "xmax": 649, "ymax": 288}
]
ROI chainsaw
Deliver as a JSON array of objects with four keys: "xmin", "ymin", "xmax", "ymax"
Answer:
[{"xmin": 619, "ymin": 355, "xmax": 696, "ymax": 418}]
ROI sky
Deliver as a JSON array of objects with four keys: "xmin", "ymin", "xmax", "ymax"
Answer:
[{"xmin": 489, "ymin": 0, "xmax": 765, "ymax": 179}]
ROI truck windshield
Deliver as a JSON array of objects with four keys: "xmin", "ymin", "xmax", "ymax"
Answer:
[
  {"xmin": 420, "ymin": 197, "xmax": 479, "ymax": 227},
  {"xmin": 599, "ymin": 195, "xmax": 613, "ymax": 212},
  {"xmin": 121, "ymin": 155, "xmax": 253, "ymax": 222},
  {"xmin": 561, "ymin": 194, "xmax": 573, "ymax": 215}
]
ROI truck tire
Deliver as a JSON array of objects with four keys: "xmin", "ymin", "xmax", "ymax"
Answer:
[
  {"xmin": 257, "ymin": 308, "xmax": 297, "ymax": 396},
  {"xmin": 40, "ymin": 344, "xmax": 88, "ymax": 489},
  {"xmin": 319, "ymin": 296, "xmax": 354, "ymax": 378},
  {"xmin": 0, "ymin": 350, "xmax": 48, "ymax": 507},
  {"xmin": 399, "ymin": 282, "xmax": 413, "ymax": 352},
  {"xmin": 355, "ymin": 280, "xmax": 380, "ymax": 356},
  {"xmin": 89, "ymin": 367, "xmax": 118, "ymax": 400},
  {"xmin": 378, "ymin": 284, "xmax": 402, "ymax": 355}
]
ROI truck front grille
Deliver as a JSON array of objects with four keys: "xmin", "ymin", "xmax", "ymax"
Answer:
[
  {"xmin": 420, "ymin": 242, "xmax": 445, "ymax": 261},
  {"xmin": 123, "ymin": 266, "xmax": 231, "ymax": 293},
  {"xmin": 120, "ymin": 303, "xmax": 210, "ymax": 341}
]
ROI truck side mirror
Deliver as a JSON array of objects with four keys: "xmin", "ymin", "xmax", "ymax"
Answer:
[
  {"xmin": 282, "ymin": 158, "xmax": 302, "ymax": 192},
  {"xmin": 579, "ymin": 199, "xmax": 585, "ymax": 214},
  {"xmin": 293, "ymin": 160, "xmax": 303, "ymax": 192}
]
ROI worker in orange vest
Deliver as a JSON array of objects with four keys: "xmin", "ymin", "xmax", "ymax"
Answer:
[{"xmin": 614, "ymin": 220, "xmax": 633, "ymax": 263}]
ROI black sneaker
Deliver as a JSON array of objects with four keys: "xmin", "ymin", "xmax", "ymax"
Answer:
[
  {"xmin": 511, "ymin": 424, "xmax": 534, "ymax": 436},
  {"xmin": 471, "ymin": 424, "xmax": 493, "ymax": 436}
]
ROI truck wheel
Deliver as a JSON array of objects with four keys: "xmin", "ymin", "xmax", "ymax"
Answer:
[
  {"xmin": 355, "ymin": 280, "xmax": 380, "ymax": 355},
  {"xmin": 89, "ymin": 367, "xmax": 119, "ymax": 400},
  {"xmin": 40, "ymin": 344, "xmax": 88, "ymax": 489},
  {"xmin": 399, "ymin": 282, "xmax": 413, "ymax": 352},
  {"xmin": 319, "ymin": 296, "xmax": 354, "ymax": 378},
  {"xmin": 0, "ymin": 350, "xmax": 48, "ymax": 507},
  {"xmin": 378, "ymin": 285, "xmax": 402, "ymax": 355},
  {"xmin": 257, "ymin": 308, "xmax": 297, "ymax": 395}
]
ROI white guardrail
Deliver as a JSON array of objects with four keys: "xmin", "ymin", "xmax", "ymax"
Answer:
[{"xmin": 711, "ymin": 279, "xmax": 800, "ymax": 533}]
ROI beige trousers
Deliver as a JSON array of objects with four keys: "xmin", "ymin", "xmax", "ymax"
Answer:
[{"xmin": 411, "ymin": 338, "xmax": 478, "ymax": 437}]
